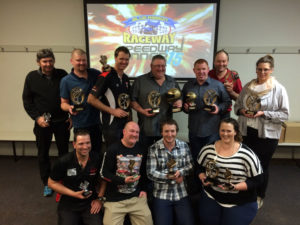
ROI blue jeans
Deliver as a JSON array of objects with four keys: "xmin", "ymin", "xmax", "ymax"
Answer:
[
  {"xmin": 153, "ymin": 197, "xmax": 195, "ymax": 225},
  {"xmin": 198, "ymin": 190, "xmax": 258, "ymax": 225}
]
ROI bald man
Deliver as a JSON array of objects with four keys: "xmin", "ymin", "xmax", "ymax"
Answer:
[{"xmin": 100, "ymin": 122, "xmax": 153, "ymax": 225}]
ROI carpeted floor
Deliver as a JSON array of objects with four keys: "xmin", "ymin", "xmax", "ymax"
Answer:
[{"xmin": 0, "ymin": 156, "xmax": 299, "ymax": 225}]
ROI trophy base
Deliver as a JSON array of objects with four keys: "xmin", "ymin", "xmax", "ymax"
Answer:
[
  {"xmin": 222, "ymin": 183, "xmax": 235, "ymax": 191},
  {"xmin": 151, "ymin": 108, "xmax": 160, "ymax": 114},
  {"xmin": 167, "ymin": 173, "xmax": 176, "ymax": 179},
  {"xmin": 245, "ymin": 110, "xmax": 256, "ymax": 116},
  {"xmin": 172, "ymin": 107, "xmax": 181, "ymax": 113},
  {"xmin": 204, "ymin": 105, "xmax": 216, "ymax": 112},
  {"xmin": 72, "ymin": 105, "xmax": 85, "ymax": 113},
  {"xmin": 82, "ymin": 190, "xmax": 90, "ymax": 197},
  {"xmin": 204, "ymin": 177, "xmax": 220, "ymax": 186}
]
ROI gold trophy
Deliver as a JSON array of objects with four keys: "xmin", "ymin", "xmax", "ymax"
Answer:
[
  {"xmin": 245, "ymin": 94, "xmax": 261, "ymax": 115},
  {"xmin": 70, "ymin": 87, "xmax": 85, "ymax": 112},
  {"xmin": 185, "ymin": 92, "xmax": 197, "ymax": 111},
  {"xmin": 222, "ymin": 168, "xmax": 235, "ymax": 191},
  {"xmin": 99, "ymin": 55, "xmax": 111, "ymax": 72},
  {"xmin": 166, "ymin": 159, "xmax": 177, "ymax": 184},
  {"xmin": 203, "ymin": 89, "xmax": 217, "ymax": 112},
  {"xmin": 166, "ymin": 88, "xmax": 181, "ymax": 113},
  {"xmin": 43, "ymin": 112, "xmax": 51, "ymax": 123},
  {"xmin": 118, "ymin": 93, "xmax": 130, "ymax": 112},
  {"xmin": 147, "ymin": 90, "xmax": 161, "ymax": 114},
  {"xmin": 204, "ymin": 160, "xmax": 220, "ymax": 185}
]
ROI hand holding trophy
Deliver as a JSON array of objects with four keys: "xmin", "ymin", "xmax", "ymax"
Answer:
[
  {"xmin": 203, "ymin": 89, "xmax": 217, "ymax": 112},
  {"xmin": 147, "ymin": 90, "xmax": 161, "ymax": 114},
  {"xmin": 185, "ymin": 92, "xmax": 197, "ymax": 111},
  {"xmin": 99, "ymin": 55, "xmax": 111, "ymax": 72},
  {"xmin": 245, "ymin": 94, "xmax": 261, "ymax": 116},
  {"xmin": 166, "ymin": 88, "xmax": 182, "ymax": 113},
  {"xmin": 204, "ymin": 160, "xmax": 220, "ymax": 186},
  {"xmin": 70, "ymin": 87, "xmax": 85, "ymax": 113},
  {"xmin": 166, "ymin": 158, "xmax": 177, "ymax": 184}
]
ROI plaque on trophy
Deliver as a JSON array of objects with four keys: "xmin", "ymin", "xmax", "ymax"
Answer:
[
  {"xmin": 70, "ymin": 87, "xmax": 85, "ymax": 112},
  {"xmin": 185, "ymin": 92, "xmax": 197, "ymax": 111},
  {"xmin": 43, "ymin": 112, "xmax": 51, "ymax": 123},
  {"xmin": 118, "ymin": 93, "xmax": 130, "ymax": 112},
  {"xmin": 203, "ymin": 89, "xmax": 217, "ymax": 112},
  {"xmin": 166, "ymin": 88, "xmax": 181, "ymax": 113},
  {"xmin": 245, "ymin": 94, "xmax": 261, "ymax": 116},
  {"xmin": 99, "ymin": 55, "xmax": 111, "ymax": 72},
  {"xmin": 222, "ymin": 168, "xmax": 235, "ymax": 191},
  {"xmin": 166, "ymin": 158, "xmax": 177, "ymax": 180},
  {"xmin": 79, "ymin": 180, "xmax": 90, "ymax": 197},
  {"xmin": 204, "ymin": 160, "xmax": 220, "ymax": 185},
  {"xmin": 147, "ymin": 91, "xmax": 161, "ymax": 114}
]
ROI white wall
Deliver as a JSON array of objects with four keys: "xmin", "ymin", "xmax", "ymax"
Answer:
[{"xmin": 0, "ymin": 0, "xmax": 299, "ymax": 157}]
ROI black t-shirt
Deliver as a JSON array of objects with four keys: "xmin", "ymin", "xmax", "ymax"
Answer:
[
  {"xmin": 90, "ymin": 68, "xmax": 130, "ymax": 128},
  {"xmin": 101, "ymin": 141, "xmax": 147, "ymax": 202},
  {"xmin": 50, "ymin": 151, "xmax": 101, "ymax": 211}
]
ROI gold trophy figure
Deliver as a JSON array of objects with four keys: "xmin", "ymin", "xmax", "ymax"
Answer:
[
  {"xmin": 203, "ymin": 89, "xmax": 217, "ymax": 112},
  {"xmin": 185, "ymin": 92, "xmax": 197, "ymax": 111},
  {"xmin": 147, "ymin": 91, "xmax": 161, "ymax": 114},
  {"xmin": 204, "ymin": 160, "xmax": 220, "ymax": 185},
  {"xmin": 166, "ymin": 159, "xmax": 177, "ymax": 184},
  {"xmin": 99, "ymin": 55, "xmax": 111, "ymax": 72},
  {"xmin": 70, "ymin": 87, "xmax": 85, "ymax": 112},
  {"xmin": 245, "ymin": 94, "xmax": 261, "ymax": 115},
  {"xmin": 166, "ymin": 88, "xmax": 181, "ymax": 113},
  {"xmin": 118, "ymin": 93, "xmax": 130, "ymax": 112},
  {"xmin": 222, "ymin": 168, "xmax": 235, "ymax": 191}
]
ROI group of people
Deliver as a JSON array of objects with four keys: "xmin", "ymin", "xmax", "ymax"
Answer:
[{"xmin": 22, "ymin": 47, "xmax": 289, "ymax": 225}]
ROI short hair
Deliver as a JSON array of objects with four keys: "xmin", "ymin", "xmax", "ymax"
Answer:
[
  {"xmin": 36, "ymin": 49, "xmax": 55, "ymax": 62},
  {"xmin": 160, "ymin": 118, "xmax": 179, "ymax": 133},
  {"xmin": 219, "ymin": 118, "xmax": 243, "ymax": 142},
  {"xmin": 74, "ymin": 129, "xmax": 90, "ymax": 142},
  {"xmin": 214, "ymin": 49, "xmax": 229, "ymax": 61},
  {"xmin": 193, "ymin": 58, "xmax": 209, "ymax": 67},
  {"xmin": 256, "ymin": 55, "xmax": 274, "ymax": 68},
  {"xmin": 71, "ymin": 48, "xmax": 86, "ymax": 57},
  {"xmin": 151, "ymin": 55, "xmax": 166, "ymax": 65},
  {"xmin": 114, "ymin": 46, "xmax": 131, "ymax": 58}
]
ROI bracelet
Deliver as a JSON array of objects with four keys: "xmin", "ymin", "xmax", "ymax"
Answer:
[{"xmin": 98, "ymin": 196, "xmax": 106, "ymax": 203}]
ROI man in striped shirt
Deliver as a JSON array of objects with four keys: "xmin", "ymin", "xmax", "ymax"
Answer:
[{"xmin": 147, "ymin": 119, "xmax": 194, "ymax": 225}]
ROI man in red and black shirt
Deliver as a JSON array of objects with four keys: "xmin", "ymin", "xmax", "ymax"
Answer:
[
  {"xmin": 88, "ymin": 46, "xmax": 131, "ymax": 148},
  {"xmin": 209, "ymin": 49, "xmax": 242, "ymax": 118}
]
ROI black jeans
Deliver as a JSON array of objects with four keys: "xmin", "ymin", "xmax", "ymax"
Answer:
[
  {"xmin": 243, "ymin": 127, "xmax": 278, "ymax": 198},
  {"xmin": 58, "ymin": 207, "xmax": 102, "ymax": 225},
  {"xmin": 34, "ymin": 121, "xmax": 70, "ymax": 185}
]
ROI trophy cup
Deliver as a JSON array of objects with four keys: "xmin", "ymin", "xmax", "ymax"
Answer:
[
  {"xmin": 79, "ymin": 180, "xmax": 90, "ymax": 197},
  {"xmin": 245, "ymin": 94, "xmax": 261, "ymax": 116},
  {"xmin": 185, "ymin": 92, "xmax": 197, "ymax": 111},
  {"xmin": 118, "ymin": 93, "xmax": 130, "ymax": 112},
  {"xmin": 147, "ymin": 91, "xmax": 161, "ymax": 114},
  {"xmin": 204, "ymin": 160, "xmax": 220, "ymax": 185},
  {"xmin": 203, "ymin": 89, "xmax": 217, "ymax": 112},
  {"xmin": 43, "ymin": 112, "xmax": 51, "ymax": 123},
  {"xmin": 166, "ymin": 158, "xmax": 177, "ymax": 184},
  {"xmin": 166, "ymin": 88, "xmax": 181, "ymax": 113},
  {"xmin": 99, "ymin": 55, "xmax": 111, "ymax": 72},
  {"xmin": 222, "ymin": 168, "xmax": 235, "ymax": 191},
  {"xmin": 70, "ymin": 87, "xmax": 85, "ymax": 112}
]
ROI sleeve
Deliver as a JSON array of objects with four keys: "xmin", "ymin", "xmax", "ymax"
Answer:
[
  {"xmin": 244, "ymin": 149, "xmax": 264, "ymax": 190},
  {"xmin": 263, "ymin": 84, "xmax": 289, "ymax": 123},
  {"xmin": 179, "ymin": 143, "xmax": 194, "ymax": 177},
  {"xmin": 234, "ymin": 85, "xmax": 248, "ymax": 115},
  {"xmin": 49, "ymin": 159, "xmax": 65, "ymax": 181},
  {"xmin": 100, "ymin": 147, "xmax": 126, "ymax": 185},
  {"xmin": 217, "ymin": 84, "xmax": 231, "ymax": 113},
  {"xmin": 89, "ymin": 73, "xmax": 109, "ymax": 98},
  {"xmin": 22, "ymin": 74, "xmax": 40, "ymax": 120},
  {"xmin": 130, "ymin": 78, "xmax": 140, "ymax": 102},
  {"xmin": 197, "ymin": 147, "xmax": 209, "ymax": 174},
  {"xmin": 59, "ymin": 77, "xmax": 70, "ymax": 100},
  {"xmin": 146, "ymin": 146, "xmax": 169, "ymax": 184},
  {"xmin": 233, "ymin": 78, "xmax": 243, "ymax": 94}
]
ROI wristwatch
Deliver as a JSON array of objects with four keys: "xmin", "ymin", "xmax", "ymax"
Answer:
[{"xmin": 98, "ymin": 196, "xmax": 106, "ymax": 203}]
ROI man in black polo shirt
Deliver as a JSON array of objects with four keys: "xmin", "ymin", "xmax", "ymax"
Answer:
[
  {"xmin": 48, "ymin": 130, "xmax": 103, "ymax": 225},
  {"xmin": 22, "ymin": 49, "xmax": 71, "ymax": 197},
  {"xmin": 88, "ymin": 46, "xmax": 131, "ymax": 148}
]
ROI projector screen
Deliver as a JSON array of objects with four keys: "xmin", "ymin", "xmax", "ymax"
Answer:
[{"xmin": 84, "ymin": 0, "xmax": 219, "ymax": 78}]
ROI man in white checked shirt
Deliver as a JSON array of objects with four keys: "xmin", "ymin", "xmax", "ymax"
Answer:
[{"xmin": 147, "ymin": 119, "xmax": 195, "ymax": 225}]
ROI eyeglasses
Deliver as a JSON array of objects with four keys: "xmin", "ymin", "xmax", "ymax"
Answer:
[{"xmin": 257, "ymin": 68, "xmax": 271, "ymax": 72}]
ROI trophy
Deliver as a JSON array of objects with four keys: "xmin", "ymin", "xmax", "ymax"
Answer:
[
  {"xmin": 128, "ymin": 159, "xmax": 136, "ymax": 176},
  {"xmin": 222, "ymin": 168, "xmax": 235, "ymax": 191},
  {"xmin": 118, "ymin": 93, "xmax": 130, "ymax": 112},
  {"xmin": 166, "ymin": 88, "xmax": 181, "ymax": 113},
  {"xmin": 204, "ymin": 160, "xmax": 220, "ymax": 185},
  {"xmin": 203, "ymin": 89, "xmax": 217, "ymax": 112},
  {"xmin": 70, "ymin": 87, "xmax": 85, "ymax": 112},
  {"xmin": 147, "ymin": 91, "xmax": 161, "ymax": 113},
  {"xmin": 185, "ymin": 92, "xmax": 197, "ymax": 111},
  {"xmin": 43, "ymin": 112, "xmax": 51, "ymax": 123},
  {"xmin": 99, "ymin": 55, "xmax": 111, "ymax": 72},
  {"xmin": 79, "ymin": 180, "xmax": 90, "ymax": 197},
  {"xmin": 166, "ymin": 159, "xmax": 177, "ymax": 184},
  {"xmin": 245, "ymin": 94, "xmax": 261, "ymax": 115}
]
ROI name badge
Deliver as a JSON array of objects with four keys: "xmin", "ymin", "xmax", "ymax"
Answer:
[{"xmin": 67, "ymin": 168, "xmax": 77, "ymax": 176}]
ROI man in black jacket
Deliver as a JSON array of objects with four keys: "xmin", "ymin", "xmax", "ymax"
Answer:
[{"xmin": 22, "ymin": 49, "xmax": 71, "ymax": 197}]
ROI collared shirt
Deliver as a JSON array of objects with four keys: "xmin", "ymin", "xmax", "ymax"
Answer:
[
  {"xmin": 182, "ymin": 77, "xmax": 231, "ymax": 137},
  {"xmin": 147, "ymin": 138, "xmax": 193, "ymax": 201},
  {"xmin": 131, "ymin": 72, "xmax": 180, "ymax": 136},
  {"xmin": 60, "ymin": 68, "xmax": 100, "ymax": 128}
]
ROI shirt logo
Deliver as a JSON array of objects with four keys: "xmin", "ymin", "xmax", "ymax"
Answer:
[{"xmin": 67, "ymin": 168, "xmax": 77, "ymax": 176}]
